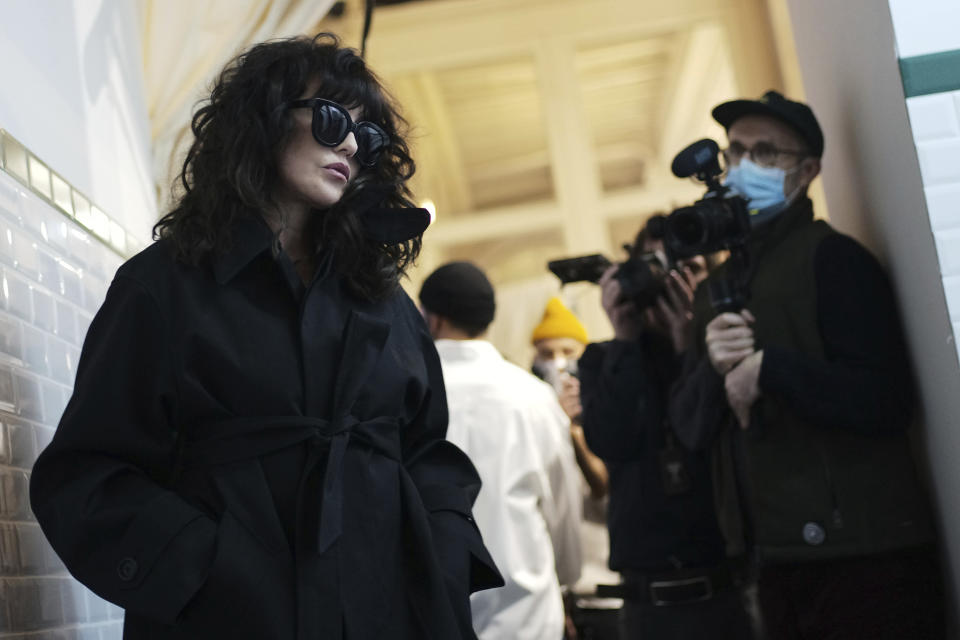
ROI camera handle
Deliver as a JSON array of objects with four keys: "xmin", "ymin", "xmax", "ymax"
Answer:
[{"xmin": 708, "ymin": 244, "xmax": 750, "ymax": 313}]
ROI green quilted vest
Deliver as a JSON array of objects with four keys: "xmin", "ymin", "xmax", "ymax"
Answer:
[{"xmin": 691, "ymin": 199, "xmax": 933, "ymax": 563}]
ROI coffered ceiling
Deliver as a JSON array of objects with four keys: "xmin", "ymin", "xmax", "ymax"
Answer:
[{"xmin": 317, "ymin": 0, "xmax": 787, "ymax": 359}]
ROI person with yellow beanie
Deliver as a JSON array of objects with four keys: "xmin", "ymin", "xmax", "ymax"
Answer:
[
  {"xmin": 531, "ymin": 298, "xmax": 605, "ymax": 497},
  {"xmin": 532, "ymin": 297, "xmax": 618, "ymax": 639}
]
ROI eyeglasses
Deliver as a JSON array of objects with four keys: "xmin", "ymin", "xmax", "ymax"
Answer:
[
  {"xmin": 286, "ymin": 98, "xmax": 389, "ymax": 167},
  {"xmin": 722, "ymin": 141, "xmax": 808, "ymax": 169}
]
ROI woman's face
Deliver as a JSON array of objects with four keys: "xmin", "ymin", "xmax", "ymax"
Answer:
[{"xmin": 274, "ymin": 80, "xmax": 363, "ymax": 214}]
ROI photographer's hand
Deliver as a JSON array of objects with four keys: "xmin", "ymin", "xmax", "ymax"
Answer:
[
  {"xmin": 558, "ymin": 374, "xmax": 583, "ymax": 423},
  {"xmin": 705, "ymin": 310, "xmax": 756, "ymax": 375},
  {"xmin": 725, "ymin": 350, "xmax": 764, "ymax": 429},
  {"xmin": 600, "ymin": 265, "xmax": 641, "ymax": 341},
  {"xmin": 654, "ymin": 267, "xmax": 697, "ymax": 353}
]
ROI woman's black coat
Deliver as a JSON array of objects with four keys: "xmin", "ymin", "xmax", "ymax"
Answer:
[{"xmin": 29, "ymin": 217, "xmax": 502, "ymax": 639}]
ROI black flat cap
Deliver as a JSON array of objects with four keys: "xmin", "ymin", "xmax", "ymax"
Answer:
[{"xmin": 712, "ymin": 90, "xmax": 824, "ymax": 157}]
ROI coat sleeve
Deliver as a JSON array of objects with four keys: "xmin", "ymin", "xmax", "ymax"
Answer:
[
  {"xmin": 667, "ymin": 347, "xmax": 730, "ymax": 451},
  {"xmin": 30, "ymin": 274, "xmax": 217, "ymax": 624},
  {"xmin": 399, "ymin": 320, "xmax": 504, "ymax": 629},
  {"xmin": 579, "ymin": 340, "xmax": 664, "ymax": 460}
]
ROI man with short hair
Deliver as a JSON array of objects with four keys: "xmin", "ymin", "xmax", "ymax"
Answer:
[
  {"xmin": 670, "ymin": 90, "xmax": 943, "ymax": 638},
  {"xmin": 420, "ymin": 261, "xmax": 583, "ymax": 640}
]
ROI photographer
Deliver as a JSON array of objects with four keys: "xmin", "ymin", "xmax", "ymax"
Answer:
[
  {"xmin": 668, "ymin": 91, "xmax": 943, "ymax": 638},
  {"xmin": 578, "ymin": 223, "xmax": 752, "ymax": 639}
]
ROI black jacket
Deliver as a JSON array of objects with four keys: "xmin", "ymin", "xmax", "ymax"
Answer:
[
  {"xmin": 30, "ymin": 216, "xmax": 502, "ymax": 639},
  {"xmin": 669, "ymin": 200, "xmax": 932, "ymax": 562},
  {"xmin": 579, "ymin": 336, "xmax": 724, "ymax": 573}
]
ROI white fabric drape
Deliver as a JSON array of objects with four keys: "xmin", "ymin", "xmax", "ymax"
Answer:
[{"xmin": 141, "ymin": 0, "xmax": 336, "ymax": 210}]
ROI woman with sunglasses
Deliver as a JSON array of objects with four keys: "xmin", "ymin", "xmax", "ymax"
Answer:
[{"xmin": 30, "ymin": 34, "xmax": 502, "ymax": 639}]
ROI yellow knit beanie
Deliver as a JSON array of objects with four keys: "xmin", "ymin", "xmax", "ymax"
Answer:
[{"xmin": 531, "ymin": 297, "xmax": 588, "ymax": 345}]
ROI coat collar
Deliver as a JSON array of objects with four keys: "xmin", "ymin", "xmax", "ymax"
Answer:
[{"xmin": 213, "ymin": 214, "xmax": 276, "ymax": 285}]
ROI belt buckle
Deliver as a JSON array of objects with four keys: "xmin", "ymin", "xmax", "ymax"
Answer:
[{"xmin": 648, "ymin": 575, "xmax": 713, "ymax": 606}]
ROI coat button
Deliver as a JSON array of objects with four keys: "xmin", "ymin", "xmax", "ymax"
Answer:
[
  {"xmin": 802, "ymin": 522, "xmax": 826, "ymax": 546},
  {"xmin": 117, "ymin": 557, "xmax": 139, "ymax": 581}
]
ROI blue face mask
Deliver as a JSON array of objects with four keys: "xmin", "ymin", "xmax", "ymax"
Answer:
[{"xmin": 723, "ymin": 158, "xmax": 799, "ymax": 226}]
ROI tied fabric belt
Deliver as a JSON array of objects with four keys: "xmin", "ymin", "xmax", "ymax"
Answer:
[
  {"xmin": 182, "ymin": 413, "xmax": 401, "ymax": 639},
  {"xmin": 182, "ymin": 413, "xmax": 400, "ymax": 552}
]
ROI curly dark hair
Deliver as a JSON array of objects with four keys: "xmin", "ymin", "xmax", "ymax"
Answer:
[{"xmin": 153, "ymin": 33, "xmax": 419, "ymax": 300}]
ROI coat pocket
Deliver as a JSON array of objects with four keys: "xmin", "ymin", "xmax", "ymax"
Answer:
[{"xmin": 173, "ymin": 461, "xmax": 295, "ymax": 639}]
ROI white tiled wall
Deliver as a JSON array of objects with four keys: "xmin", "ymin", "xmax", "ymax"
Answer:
[
  {"xmin": 889, "ymin": 0, "xmax": 960, "ymax": 58},
  {"xmin": 0, "ymin": 170, "xmax": 125, "ymax": 638},
  {"xmin": 906, "ymin": 90, "xmax": 960, "ymax": 360}
]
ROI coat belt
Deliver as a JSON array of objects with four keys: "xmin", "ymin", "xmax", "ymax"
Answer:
[{"xmin": 182, "ymin": 413, "xmax": 402, "ymax": 639}]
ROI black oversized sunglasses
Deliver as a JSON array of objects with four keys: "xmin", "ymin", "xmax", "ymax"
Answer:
[{"xmin": 286, "ymin": 98, "xmax": 389, "ymax": 167}]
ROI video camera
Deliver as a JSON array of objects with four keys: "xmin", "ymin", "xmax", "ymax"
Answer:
[
  {"xmin": 663, "ymin": 139, "xmax": 751, "ymax": 312},
  {"xmin": 547, "ymin": 248, "xmax": 667, "ymax": 311}
]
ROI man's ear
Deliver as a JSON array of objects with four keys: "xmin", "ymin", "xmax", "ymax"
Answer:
[
  {"xmin": 423, "ymin": 311, "xmax": 442, "ymax": 338},
  {"xmin": 800, "ymin": 156, "xmax": 821, "ymax": 186}
]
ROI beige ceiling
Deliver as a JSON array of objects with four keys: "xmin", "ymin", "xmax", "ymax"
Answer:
[{"xmin": 317, "ymin": 0, "xmax": 790, "ymax": 361}]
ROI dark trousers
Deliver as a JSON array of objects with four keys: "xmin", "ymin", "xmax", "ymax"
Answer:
[
  {"xmin": 619, "ymin": 587, "xmax": 754, "ymax": 639},
  {"xmin": 757, "ymin": 548, "xmax": 945, "ymax": 640}
]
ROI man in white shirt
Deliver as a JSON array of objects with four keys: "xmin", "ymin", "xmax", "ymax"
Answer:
[{"xmin": 419, "ymin": 261, "xmax": 583, "ymax": 640}]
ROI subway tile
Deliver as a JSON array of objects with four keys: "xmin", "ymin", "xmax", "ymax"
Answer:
[
  {"xmin": 7, "ymin": 418, "xmax": 36, "ymax": 469},
  {"xmin": 102, "ymin": 622, "xmax": 124, "ymax": 639},
  {"xmin": 60, "ymin": 266, "xmax": 83, "ymax": 307},
  {"xmin": 75, "ymin": 312, "xmax": 92, "ymax": 345},
  {"xmin": 67, "ymin": 348, "xmax": 80, "ymax": 380},
  {"xmin": 38, "ymin": 577, "xmax": 65, "ymax": 628},
  {"xmin": 10, "ymin": 231, "xmax": 40, "ymax": 281},
  {"xmin": 66, "ymin": 227, "xmax": 92, "ymax": 272},
  {"xmin": 55, "ymin": 301, "xmax": 77, "ymax": 345},
  {"xmin": 77, "ymin": 626, "xmax": 102, "ymax": 640},
  {"xmin": 0, "ymin": 171, "xmax": 24, "ymax": 218},
  {"xmin": 34, "ymin": 426, "xmax": 54, "ymax": 462},
  {"xmin": 37, "ymin": 250, "xmax": 60, "ymax": 293},
  {"xmin": 0, "ymin": 579, "xmax": 11, "ymax": 632},
  {"xmin": 0, "ymin": 366, "xmax": 15, "ymax": 412},
  {"xmin": 42, "ymin": 380, "xmax": 66, "ymax": 427},
  {"xmin": 15, "ymin": 373, "xmax": 44, "ymax": 423},
  {"xmin": 0, "ymin": 313, "xmax": 23, "ymax": 362},
  {"xmin": 17, "ymin": 523, "xmax": 47, "ymax": 575},
  {"xmin": 32, "ymin": 287, "xmax": 55, "ymax": 334},
  {"xmin": 60, "ymin": 387, "xmax": 72, "ymax": 415},
  {"xmin": 0, "ymin": 421, "xmax": 7, "ymax": 465},
  {"xmin": 46, "ymin": 337, "xmax": 71, "ymax": 385},
  {"xmin": 0, "ymin": 523, "xmax": 17, "ymax": 575},
  {"xmin": 60, "ymin": 578, "xmax": 87, "ymax": 624},
  {"xmin": 82, "ymin": 277, "xmax": 107, "ymax": 314},
  {"xmin": 84, "ymin": 591, "xmax": 111, "ymax": 622},
  {"xmin": 0, "ymin": 469, "xmax": 30, "ymax": 520},
  {"xmin": 907, "ymin": 94, "xmax": 960, "ymax": 142},
  {"xmin": 0, "ymin": 223, "xmax": 17, "ymax": 270},
  {"xmin": 45, "ymin": 218, "xmax": 70, "ymax": 255},
  {"xmin": 3, "ymin": 270, "xmax": 33, "ymax": 322},
  {"xmin": 107, "ymin": 603, "xmax": 123, "ymax": 621},
  {"xmin": 42, "ymin": 534, "xmax": 62, "ymax": 573},
  {"xmin": 889, "ymin": 0, "xmax": 960, "ymax": 58},
  {"xmin": 943, "ymin": 275, "xmax": 960, "ymax": 321},
  {"xmin": 917, "ymin": 139, "xmax": 960, "ymax": 186},
  {"xmin": 934, "ymin": 228, "xmax": 960, "ymax": 276},
  {"xmin": 21, "ymin": 325, "xmax": 49, "ymax": 377}
]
